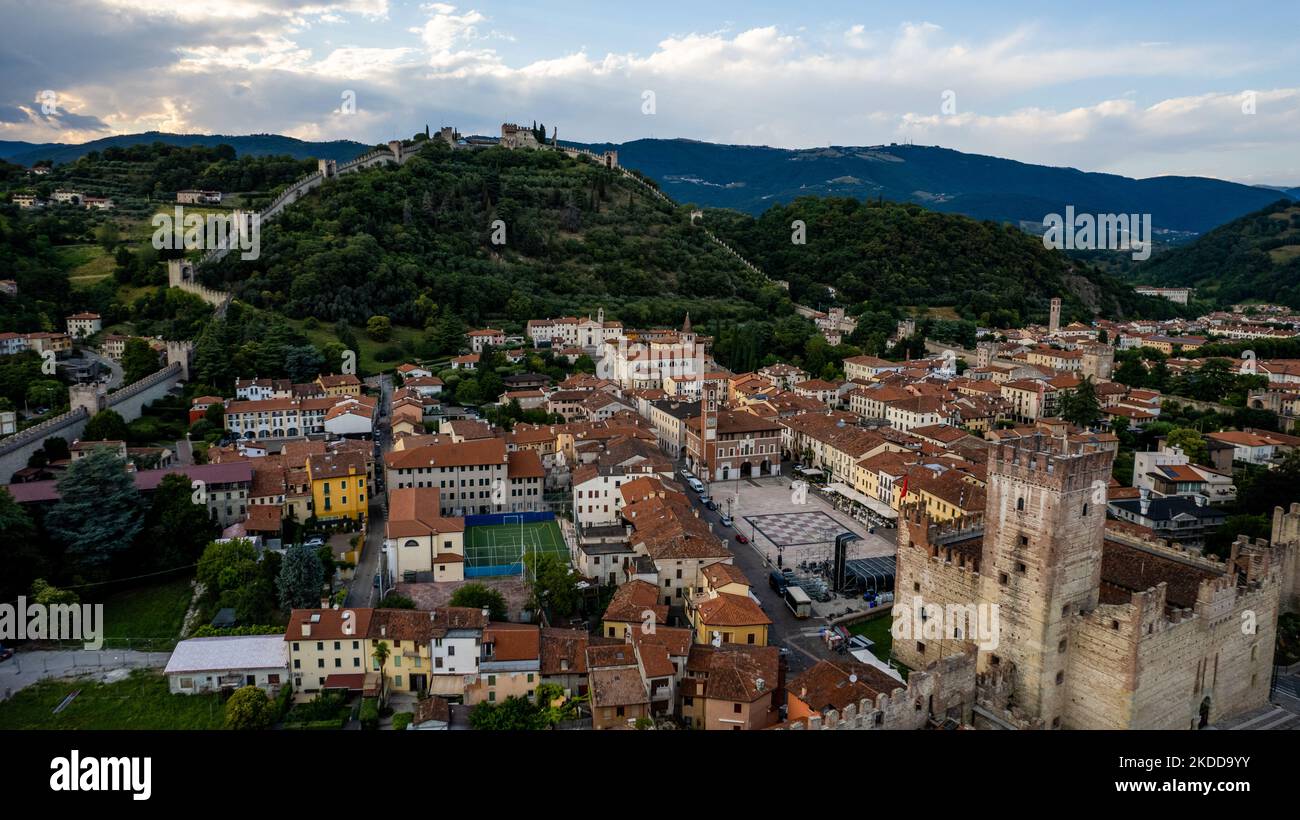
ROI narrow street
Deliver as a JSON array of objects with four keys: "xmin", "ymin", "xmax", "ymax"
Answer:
[{"xmin": 347, "ymin": 374, "xmax": 392, "ymax": 608}]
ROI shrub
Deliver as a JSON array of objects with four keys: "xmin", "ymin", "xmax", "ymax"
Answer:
[
  {"xmin": 359, "ymin": 697, "xmax": 380, "ymax": 730},
  {"xmin": 392, "ymin": 712, "xmax": 413, "ymax": 731},
  {"xmin": 224, "ymin": 686, "xmax": 275, "ymax": 730}
]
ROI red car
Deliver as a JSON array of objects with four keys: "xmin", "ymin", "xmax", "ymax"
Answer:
[{"xmin": 735, "ymin": 534, "xmax": 749, "ymax": 544}]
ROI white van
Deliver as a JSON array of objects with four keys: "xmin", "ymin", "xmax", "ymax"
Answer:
[{"xmin": 687, "ymin": 478, "xmax": 705, "ymax": 494}]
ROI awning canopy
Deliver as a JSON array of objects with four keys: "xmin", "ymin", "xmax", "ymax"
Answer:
[{"xmin": 825, "ymin": 482, "xmax": 898, "ymax": 520}]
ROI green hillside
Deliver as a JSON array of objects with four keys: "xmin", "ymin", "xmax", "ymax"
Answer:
[
  {"xmin": 203, "ymin": 139, "xmax": 788, "ymax": 330},
  {"xmin": 1134, "ymin": 200, "xmax": 1300, "ymax": 308},
  {"xmin": 705, "ymin": 196, "xmax": 1178, "ymax": 330}
]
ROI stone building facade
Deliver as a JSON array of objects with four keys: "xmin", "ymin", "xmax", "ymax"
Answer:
[{"xmin": 892, "ymin": 433, "xmax": 1299, "ymax": 729}]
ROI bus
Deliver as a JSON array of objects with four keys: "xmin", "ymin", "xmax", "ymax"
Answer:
[{"xmin": 784, "ymin": 585, "xmax": 812, "ymax": 619}]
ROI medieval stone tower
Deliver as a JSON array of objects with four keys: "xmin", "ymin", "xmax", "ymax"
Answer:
[
  {"xmin": 980, "ymin": 434, "xmax": 1113, "ymax": 723},
  {"xmin": 166, "ymin": 340, "xmax": 194, "ymax": 381},
  {"xmin": 69, "ymin": 381, "xmax": 107, "ymax": 417},
  {"xmin": 1048, "ymin": 297, "xmax": 1062, "ymax": 334}
]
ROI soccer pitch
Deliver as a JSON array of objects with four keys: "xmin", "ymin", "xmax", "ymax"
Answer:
[{"xmin": 464, "ymin": 518, "xmax": 568, "ymax": 575}]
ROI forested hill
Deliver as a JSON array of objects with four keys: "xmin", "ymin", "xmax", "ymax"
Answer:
[
  {"xmin": 204, "ymin": 139, "xmax": 791, "ymax": 331},
  {"xmin": 0, "ymin": 131, "xmax": 370, "ymax": 167},
  {"xmin": 705, "ymin": 196, "xmax": 1179, "ymax": 330},
  {"xmin": 1133, "ymin": 200, "xmax": 1300, "ymax": 309}
]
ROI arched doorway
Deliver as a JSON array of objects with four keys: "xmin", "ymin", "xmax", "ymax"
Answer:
[
  {"xmin": 740, "ymin": 462, "xmax": 753, "ymax": 478},
  {"xmin": 1198, "ymin": 696, "xmax": 1211, "ymax": 729},
  {"xmin": 760, "ymin": 459, "xmax": 771, "ymax": 476},
  {"xmin": 721, "ymin": 466, "xmax": 730, "ymax": 480}
]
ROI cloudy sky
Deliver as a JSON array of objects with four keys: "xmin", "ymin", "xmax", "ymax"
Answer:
[{"xmin": 3, "ymin": 0, "xmax": 1298, "ymax": 185}]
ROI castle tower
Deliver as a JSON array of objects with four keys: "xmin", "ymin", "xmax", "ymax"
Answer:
[
  {"xmin": 1049, "ymin": 298, "xmax": 1061, "ymax": 335},
  {"xmin": 167, "ymin": 258, "xmax": 193, "ymax": 288},
  {"xmin": 69, "ymin": 382, "xmax": 107, "ymax": 417},
  {"xmin": 597, "ymin": 307, "xmax": 604, "ymax": 325},
  {"xmin": 1272, "ymin": 503, "xmax": 1300, "ymax": 613},
  {"xmin": 166, "ymin": 340, "xmax": 195, "ymax": 381},
  {"xmin": 981, "ymin": 435, "xmax": 1114, "ymax": 726}
]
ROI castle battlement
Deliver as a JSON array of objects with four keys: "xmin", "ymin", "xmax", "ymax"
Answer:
[
  {"xmin": 988, "ymin": 433, "xmax": 1113, "ymax": 491},
  {"xmin": 1104, "ymin": 522, "xmax": 1229, "ymax": 574}
]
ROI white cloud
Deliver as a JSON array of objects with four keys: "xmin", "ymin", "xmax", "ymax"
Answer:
[{"xmin": 1, "ymin": 6, "xmax": 1295, "ymax": 183}]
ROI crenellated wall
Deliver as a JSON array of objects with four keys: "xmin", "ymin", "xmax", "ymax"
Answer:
[{"xmin": 780, "ymin": 648, "xmax": 978, "ymax": 730}]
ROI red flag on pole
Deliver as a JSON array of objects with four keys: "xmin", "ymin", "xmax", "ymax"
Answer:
[{"xmin": 899, "ymin": 474, "xmax": 909, "ymax": 499}]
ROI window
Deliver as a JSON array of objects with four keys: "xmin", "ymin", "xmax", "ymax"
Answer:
[
  {"xmin": 1055, "ymin": 671, "xmax": 1065, "ymax": 685},
  {"xmin": 1015, "ymin": 561, "xmax": 1026, "ymax": 574},
  {"xmin": 1016, "ymin": 497, "xmax": 1025, "ymax": 512},
  {"xmin": 733, "ymin": 703, "xmax": 742, "ymax": 714},
  {"xmin": 917, "ymin": 642, "xmax": 926, "ymax": 654}
]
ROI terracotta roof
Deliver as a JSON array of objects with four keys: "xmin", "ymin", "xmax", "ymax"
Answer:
[
  {"xmin": 483, "ymin": 622, "xmax": 540, "ymax": 662},
  {"xmin": 588, "ymin": 667, "xmax": 649, "ymax": 708},
  {"xmin": 604, "ymin": 580, "xmax": 668, "ymax": 625},
  {"xmin": 413, "ymin": 695, "xmax": 451, "ymax": 725},
  {"xmin": 369, "ymin": 609, "xmax": 442, "ymax": 642},
  {"xmin": 385, "ymin": 487, "xmax": 465, "ymax": 538},
  {"xmin": 539, "ymin": 628, "xmax": 590, "ymax": 675},
  {"xmin": 788, "ymin": 658, "xmax": 901, "ymax": 712},
  {"xmin": 685, "ymin": 644, "xmax": 780, "ymax": 702},
  {"xmin": 386, "ymin": 438, "xmax": 508, "ymax": 470},
  {"xmin": 286, "ymin": 608, "xmax": 373, "ymax": 642},
  {"xmin": 700, "ymin": 561, "xmax": 750, "ymax": 590},
  {"xmin": 694, "ymin": 591, "xmax": 772, "ymax": 628}
]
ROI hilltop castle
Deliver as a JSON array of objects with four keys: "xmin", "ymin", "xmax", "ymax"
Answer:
[{"xmin": 893, "ymin": 433, "xmax": 1299, "ymax": 729}]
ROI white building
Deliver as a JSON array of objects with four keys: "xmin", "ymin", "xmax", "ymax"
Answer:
[{"xmin": 164, "ymin": 635, "xmax": 288, "ymax": 695}]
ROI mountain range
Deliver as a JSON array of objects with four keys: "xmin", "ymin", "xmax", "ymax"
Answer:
[
  {"xmin": 3, "ymin": 130, "xmax": 1293, "ymax": 236},
  {"xmin": 576, "ymin": 139, "xmax": 1295, "ymax": 235}
]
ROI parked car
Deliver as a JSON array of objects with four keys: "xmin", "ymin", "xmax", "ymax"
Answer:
[
  {"xmin": 304, "ymin": 536, "xmax": 326, "ymax": 549},
  {"xmin": 735, "ymin": 533, "xmax": 749, "ymax": 544},
  {"xmin": 720, "ymin": 514, "xmax": 733, "ymax": 527},
  {"xmin": 0, "ymin": 644, "xmax": 14, "ymax": 662},
  {"xmin": 704, "ymin": 499, "xmax": 718, "ymax": 511}
]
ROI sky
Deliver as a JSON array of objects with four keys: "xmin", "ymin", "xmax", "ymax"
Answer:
[{"xmin": 2, "ymin": 0, "xmax": 1298, "ymax": 185}]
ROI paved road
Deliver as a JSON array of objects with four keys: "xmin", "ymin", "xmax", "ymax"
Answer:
[
  {"xmin": 0, "ymin": 649, "xmax": 170, "ymax": 701},
  {"xmin": 347, "ymin": 375, "xmax": 392, "ymax": 608},
  {"xmin": 80, "ymin": 347, "xmax": 124, "ymax": 389},
  {"xmin": 680, "ymin": 467, "xmax": 836, "ymax": 676}
]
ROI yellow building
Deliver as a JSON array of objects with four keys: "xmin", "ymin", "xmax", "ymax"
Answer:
[
  {"xmin": 307, "ymin": 451, "xmax": 368, "ymax": 524},
  {"xmin": 317, "ymin": 373, "xmax": 363, "ymax": 397},
  {"xmin": 689, "ymin": 592, "xmax": 771, "ymax": 647},
  {"xmin": 368, "ymin": 610, "xmax": 436, "ymax": 694}
]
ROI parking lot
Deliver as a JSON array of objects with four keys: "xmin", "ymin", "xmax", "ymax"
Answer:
[
  {"xmin": 702, "ymin": 475, "xmax": 895, "ymax": 566},
  {"xmin": 683, "ymin": 471, "xmax": 898, "ymax": 673}
]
